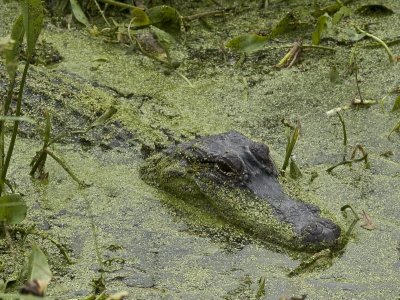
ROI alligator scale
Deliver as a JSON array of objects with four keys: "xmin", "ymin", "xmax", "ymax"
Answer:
[{"xmin": 141, "ymin": 131, "xmax": 341, "ymax": 251}]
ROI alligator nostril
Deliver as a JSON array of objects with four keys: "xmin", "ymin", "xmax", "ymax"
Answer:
[
  {"xmin": 303, "ymin": 222, "xmax": 323, "ymax": 236},
  {"xmin": 300, "ymin": 219, "xmax": 341, "ymax": 246}
]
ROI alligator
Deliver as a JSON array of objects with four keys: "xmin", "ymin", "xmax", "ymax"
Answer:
[{"xmin": 141, "ymin": 131, "xmax": 342, "ymax": 252}]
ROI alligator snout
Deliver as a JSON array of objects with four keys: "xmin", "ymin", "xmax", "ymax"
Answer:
[
  {"xmin": 141, "ymin": 131, "xmax": 342, "ymax": 252},
  {"xmin": 300, "ymin": 219, "xmax": 341, "ymax": 247}
]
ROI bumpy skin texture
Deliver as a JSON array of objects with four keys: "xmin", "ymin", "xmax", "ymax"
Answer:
[{"xmin": 142, "ymin": 131, "xmax": 341, "ymax": 251}]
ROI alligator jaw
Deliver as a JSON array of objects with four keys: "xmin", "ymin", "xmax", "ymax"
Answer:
[{"xmin": 247, "ymin": 175, "xmax": 341, "ymax": 250}]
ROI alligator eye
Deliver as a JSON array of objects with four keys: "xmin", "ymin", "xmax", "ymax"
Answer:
[
  {"xmin": 250, "ymin": 143, "xmax": 277, "ymax": 175},
  {"xmin": 215, "ymin": 153, "xmax": 244, "ymax": 176},
  {"xmin": 250, "ymin": 143, "xmax": 270, "ymax": 164}
]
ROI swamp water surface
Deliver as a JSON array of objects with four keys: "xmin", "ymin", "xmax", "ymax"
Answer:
[{"xmin": 0, "ymin": 0, "xmax": 400, "ymax": 299}]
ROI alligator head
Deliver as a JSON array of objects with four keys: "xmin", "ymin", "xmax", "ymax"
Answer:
[{"xmin": 141, "ymin": 131, "xmax": 341, "ymax": 251}]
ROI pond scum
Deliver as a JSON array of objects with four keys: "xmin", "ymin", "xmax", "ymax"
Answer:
[{"xmin": 0, "ymin": 0, "xmax": 400, "ymax": 299}]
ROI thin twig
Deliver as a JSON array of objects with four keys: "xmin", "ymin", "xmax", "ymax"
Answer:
[
  {"xmin": 353, "ymin": 51, "xmax": 364, "ymax": 103},
  {"xmin": 326, "ymin": 154, "xmax": 367, "ymax": 172},
  {"xmin": 45, "ymin": 149, "xmax": 89, "ymax": 187},
  {"xmin": 94, "ymin": 0, "xmax": 111, "ymax": 26},
  {"xmin": 355, "ymin": 26, "xmax": 394, "ymax": 63},
  {"xmin": 336, "ymin": 112, "xmax": 347, "ymax": 147}
]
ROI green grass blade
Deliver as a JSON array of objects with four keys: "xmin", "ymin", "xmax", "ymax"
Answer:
[
  {"xmin": 20, "ymin": 0, "xmax": 44, "ymax": 59},
  {"xmin": 5, "ymin": 14, "xmax": 24, "ymax": 80},
  {"xmin": 70, "ymin": 0, "xmax": 91, "ymax": 28}
]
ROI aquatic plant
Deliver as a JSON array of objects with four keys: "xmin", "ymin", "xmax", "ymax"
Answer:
[
  {"xmin": 281, "ymin": 122, "xmax": 300, "ymax": 176},
  {"xmin": 30, "ymin": 107, "xmax": 117, "ymax": 185},
  {"xmin": 0, "ymin": 0, "xmax": 43, "ymax": 225}
]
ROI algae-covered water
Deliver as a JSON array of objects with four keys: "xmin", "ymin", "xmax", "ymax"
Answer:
[{"xmin": 1, "ymin": 0, "xmax": 400, "ymax": 299}]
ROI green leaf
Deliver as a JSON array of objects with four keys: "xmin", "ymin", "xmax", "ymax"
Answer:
[
  {"xmin": 332, "ymin": 6, "xmax": 352, "ymax": 25},
  {"xmin": 312, "ymin": 3, "xmax": 341, "ymax": 18},
  {"xmin": 147, "ymin": 5, "xmax": 182, "ymax": 37},
  {"xmin": 312, "ymin": 13, "xmax": 331, "ymax": 45},
  {"xmin": 289, "ymin": 158, "xmax": 302, "ymax": 179},
  {"xmin": 20, "ymin": 0, "xmax": 44, "ymax": 59},
  {"xmin": 89, "ymin": 106, "xmax": 117, "ymax": 129},
  {"xmin": 70, "ymin": 0, "xmax": 91, "ymax": 28},
  {"xmin": 269, "ymin": 12, "xmax": 298, "ymax": 39},
  {"xmin": 130, "ymin": 7, "xmax": 150, "ymax": 26},
  {"xmin": 391, "ymin": 95, "xmax": 400, "ymax": 112},
  {"xmin": 342, "ymin": 27, "xmax": 365, "ymax": 42},
  {"xmin": 21, "ymin": 244, "xmax": 52, "ymax": 284},
  {"xmin": 5, "ymin": 14, "xmax": 25, "ymax": 79},
  {"xmin": 150, "ymin": 26, "xmax": 175, "ymax": 57},
  {"xmin": 225, "ymin": 34, "xmax": 268, "ymax": 53},
  {"xmin": 0, "ymin": 194, "xmax": 27, "ymax": 224}
]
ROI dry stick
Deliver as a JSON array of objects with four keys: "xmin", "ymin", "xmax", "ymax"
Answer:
[
  {"xmin": 353, "ymin": 53, "xmax": 364, "ymax": 103},
  {"xmin": 336, "ymin": 111, "xmax": 347, "ymax": 161},
  {"xmin": 336, "ymin": 112, "xmax": 347, "ymax": 147}
]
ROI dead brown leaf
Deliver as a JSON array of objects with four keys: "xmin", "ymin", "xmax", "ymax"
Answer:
[{"xmin": 360, "ymin": 210, "xmax": 376, "ymax": 230}]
